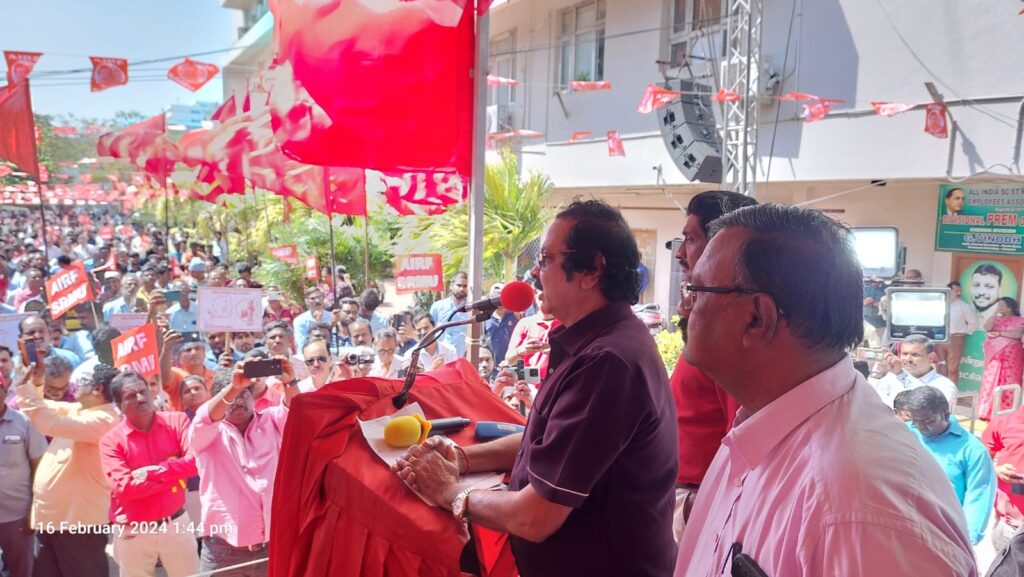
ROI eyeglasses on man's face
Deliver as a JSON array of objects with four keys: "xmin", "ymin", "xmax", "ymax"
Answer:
[
  {"xmin": 534, "ymin": 250, "xmax": 575, "ymax": 271},
  {"xmin": 680, "ymin": 283, "xmax": 760, "ymax": 311},
  {"xmin": 305, "ymin": 356, "xmax": 330, "ymax": 367}
]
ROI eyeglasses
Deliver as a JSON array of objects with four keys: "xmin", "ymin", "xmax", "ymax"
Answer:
[
  {"xmin": 680, "ymin": 283, "xmax": 761, "ymax": 311},
  {"xmin": 376, "ymin": 348, "xmax": 395, "ymax": 355},
  {"xmin": 305, "ymin": 356, "xmax": 330, "ymax": 367},
  {"xmin": 535, "ymin": 250, "xmax": 575, "ymax": 271}
]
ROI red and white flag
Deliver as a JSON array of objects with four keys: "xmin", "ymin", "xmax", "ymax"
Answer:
[
  {"xmin": 637, "ymin": 83, "xmax": 681, "ymax": 114},
  {"xmin": 607, "ymin": 130, "xmax": 626, "ymax": 157},
  {"xmin": 167, "ymin": 58, "xmax": 220, "ymax": 92},
  {"xmin": 486, "ymin": 75, "xmax": 518, "ymax": 86},
  {"xmin": 45, "ymin": 262, "xmax": 94, "ymax": 319},
  {"xmin": 871, "ymin": 101, "xmax": 915, "ymax": 117},
  {"xmin": 4, "ymin": 51, "xmax": 42, "ymax": 85},
  {"xmin": 801, "ymin": 100, "xmax": 833, "ymax": 123},
  {"xmin": 89, "ymin": 57, "xmax": 129, "ymax": 92},
  {"xmin": 568, "ymin": 131, "xmax": 593, "ymax": 143},
  {"xmin": 712, "ymin": 88, "xmax": 741, "ymax": 103},
  {"xmin": 304, "ymin": 256, "xmax": 320, "ymax": 281},
  {"xmin": 570, "ymin": 80, "xmax": 612, "ymax": 92},
  {"xmin": 778, "ymin": 91, "xmax": 820, "ymax": 102},
  {"xmin": 924, "ymin": 103, "xmax": 949, "ymax": 139},
  {"xmin": 269, "ymin": 244, "xmax": 300, "ymax": 266}
]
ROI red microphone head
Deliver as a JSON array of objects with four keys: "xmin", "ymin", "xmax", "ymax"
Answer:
[{"xmin": 499, "ymin": 281, "xmax": 535, "ymax": 313}]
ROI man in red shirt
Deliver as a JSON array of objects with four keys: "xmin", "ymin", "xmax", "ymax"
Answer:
[
  {"xmin": 983, "ymin": 404, "xmax": 1024, "ymax": 552},
  {"xmin": 670, "ymin": 190, "xmax": 757, "ymax": 540},
  {"xmin": 100, "ymin": 372, "xmax": 199, "ymax": 577}
]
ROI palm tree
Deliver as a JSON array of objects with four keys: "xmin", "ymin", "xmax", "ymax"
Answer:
[{"xmin": 396, "ymin": 147, "xmax": 554, "ymax": 283}]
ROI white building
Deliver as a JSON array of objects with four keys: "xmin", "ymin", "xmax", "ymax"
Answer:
[
  {"xmin": 219, "ymin": 0, "xmax": 275, "ymax": 101},
  {"xmin": 489, "ymin": 0, "xmax": 1024, "ymax": 314}
]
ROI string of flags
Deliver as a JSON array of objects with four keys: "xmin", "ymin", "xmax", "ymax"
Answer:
[{"xmin": 3, "ymin": 50, "xmax": 220, "ymax": 93}]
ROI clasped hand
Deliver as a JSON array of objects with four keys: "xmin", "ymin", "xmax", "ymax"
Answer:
[{"xmin": 391, "ymin": 437, "xmax": 462, "ymax": 509}]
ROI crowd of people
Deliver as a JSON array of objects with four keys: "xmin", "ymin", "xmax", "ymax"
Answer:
[
  {"xmin": 0, "ymin": 206, "xmax": 554, "ymax": 577},
  {"xmin": 2, "ymin": 194, "xmax": 1020, "ymax": 577}
]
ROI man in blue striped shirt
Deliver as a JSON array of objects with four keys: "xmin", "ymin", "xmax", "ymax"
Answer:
[{"xmin": 907, "ymin": 385, "xmax": 996, "ymax": 545}]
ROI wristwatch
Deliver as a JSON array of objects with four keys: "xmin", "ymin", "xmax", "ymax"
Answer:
[{"xmin": 452, "ymin": 487, "xmax": 477, "ymax": 521}]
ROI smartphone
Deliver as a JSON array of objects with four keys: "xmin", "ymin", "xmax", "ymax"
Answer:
[
  {"xmin": 391, "ymin": 314, "xmax": 404, "ymax": 330},
  {"xmin": 514, "ymin": 360, "xmax": 542, "ymax": 385},
  {"xmin": 163, "ymin": 289, "xmax": 183, "ymax": 304},
  {"xmin": 243, "ymin": 359, "xmax": 284, "ymax": 378},
  {"xmin": 19, "ymin": 339, "xmax": 38, "ymax": 367},
  {"xmin": 732, "ymin": 554, "xmax": 769, "ymax": 577}
]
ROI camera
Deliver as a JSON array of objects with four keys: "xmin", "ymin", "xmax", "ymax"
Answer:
[
  {"xmin": 515, "ymin": 360, "xmax": 541, "ymax": 385},
  {"xmin": 341, "ymin": 346, "xmax": 375, "ymax": 366}
]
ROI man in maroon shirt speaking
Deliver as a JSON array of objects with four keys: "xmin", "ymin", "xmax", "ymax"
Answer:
[
  {"xmin": 394, "ymin": 200, "xmax": 677, "ymax": 577},
  {"xmin": 670, "ymin": 190, "xmax": 756, "ymax": 540}
]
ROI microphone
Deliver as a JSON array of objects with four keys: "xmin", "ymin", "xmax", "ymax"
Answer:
[{"xmin": 456, "ymin": 280, "xmax": 535, "ymax": 313}]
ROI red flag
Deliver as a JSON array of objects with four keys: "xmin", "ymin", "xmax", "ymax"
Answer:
[
  {"xmin": 112, "ymin": 324, "xmax": 160, "ymax": 378},
  {"xmin": 167, "ymin": 58, "xmax": 220, "ymax": 92},
  {"xmin": 570, "ymin": 81, "xmax": 612, "ymax": 92},
  {"xmin": 924, "ymin": 103, "xmax": 949, "ymax": 139},
  {"xmin": 801, "ymin": 100, "xmax": 832, "ymax": 123},
  {"xmin": 486, "ymin": 75, "xmax": 518, "ymax": 86},
  {"xmin": 89, "ymin": 57, "xmax": 129, "ymax": 92},
  {"xmin": 568, "ymin": 131, "xmax": 592, "ymax": 143},
  {"xmin": 637, "ymin": 83, "xmax": 681, "ymax": 114},
  {"xmin": 211, "ymin": 96, "xmax": 236, "ymax": 122},
  {"xmin": 53, "ymin": 126, "xmax": 78, "ymax": 136},
  {"xmin": 269, "ymin": 1, "xmax": 474, "ymax": 175},
  {"xmin": 304, "ymin": 256, "xmax": 320, "ymax": 281},
  {"xmin": 778, "ymin": 91, "xmax": 819, "ymax": 101},
  {"xmin": 712, "ymin": 88, "xmax": 741, "ymax": 103},
  {"xmin": 45, "ymin": 262, "xmax": 95, "ymax": 320},
  {"xmin": 369, "ymin": 169, "xmax": 462, "ymax": 216},
  {"xmin": 270, "ymin": 245, "xmax": 300, "ymax": 266},
  {"xmin": 607, "ymin": 130, "xmax": 625, "ymax": 157},
  {"xmin": 871, "ymin": 101, "xmax": 915, "ymax": 117},
  {"xmin": 0, "ymin": 80, "xmax": 39, "ymax": 179},
  {"xmin": 4, "ymin": 51, "xmax": 42, "ymax": 85}
]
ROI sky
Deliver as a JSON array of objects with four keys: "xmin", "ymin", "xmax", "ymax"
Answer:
[{"xmin": 0, "ymin": 0, "xmax": 238, "ymax": 121}]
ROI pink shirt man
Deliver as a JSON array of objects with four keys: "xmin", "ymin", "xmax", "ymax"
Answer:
[
  {"xmin": 100, "ymin": 411, "xmax": 197, "ymax": 524},
  {"xmin": 188, "ymin": 399, "xmax": 289, "ymax": 547},
  {"xmin": 674, "ymin": 359, "xmax": 976, "ymax": 577}
]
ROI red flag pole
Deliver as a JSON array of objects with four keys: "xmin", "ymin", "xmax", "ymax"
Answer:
[{"xmin": 24, "ymin": 80, "xmax": 49, "ymax": 261}]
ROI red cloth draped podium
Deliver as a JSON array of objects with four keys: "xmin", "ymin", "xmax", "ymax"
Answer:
[{"xmin": 269, "ymin": 360, "xmax": 524, "ymax": 577}]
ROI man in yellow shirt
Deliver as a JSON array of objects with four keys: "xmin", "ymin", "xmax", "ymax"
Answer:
[{"xmin": 17, "ymin": 362, "xmax": 120, "ymax": 577}]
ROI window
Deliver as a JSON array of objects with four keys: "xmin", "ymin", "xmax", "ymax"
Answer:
[
  {"xmin": 489, "ymin": 33, "xmax": 516, "ymax": 108},
  {"xmin": 558, "ymin": 0, "xmax": 606, "ymax": 87},
  {"xmin": 669, "ymin": 0, "xmax": 726, "ymax": 67}
]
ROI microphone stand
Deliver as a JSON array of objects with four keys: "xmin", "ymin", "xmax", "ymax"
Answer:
[{"xmin": 392, "ymin": 310, "xmax": 491, "ymax": 409}]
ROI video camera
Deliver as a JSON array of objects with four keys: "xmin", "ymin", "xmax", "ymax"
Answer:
[{"xmin": 340, "ymin": 346, "xmax": 375, "ymax": 366}]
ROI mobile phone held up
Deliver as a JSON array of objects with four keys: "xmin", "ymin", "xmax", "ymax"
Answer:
[
  {"xmin": 163, "ymin": 290, "xmax": 183, "ymax": 304},
  {"xmin": 243, "ymin": 359, "xmax": 284, "ymax": 379},
  {"xmin": 19, "ymin": 339, "xmax": 38, "ymax": 367}
]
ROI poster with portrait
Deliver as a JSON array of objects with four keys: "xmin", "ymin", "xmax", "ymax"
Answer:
[
  {"xmin": 936, "ymin": 183, "xmax": 1024, "ymax": 255},
  {"xmin": 956, "ymin": 259, "xmax": 1021, "ymax": 392}
]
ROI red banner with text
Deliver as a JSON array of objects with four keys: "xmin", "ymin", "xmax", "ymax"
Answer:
[
  {"xmin": 112, "ymin": 324, "xmax": 159, "ymax": 378},
  {"xmin": 45, "ymin": 262, "xmax": 94, "ymax": 319},
  {"xmin": 395, "ymin": 254, "xmax": 444, "ymax": 294}
]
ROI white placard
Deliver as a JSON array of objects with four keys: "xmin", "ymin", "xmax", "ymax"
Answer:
[
  {"xmin": 357, "ymin": 402, "xmax": 504, "ymax": 507},
  {"xmin": 197, "ymin": 287, "xmax": 264, "ymax": 332},
  {"xmin": 108, "ymin": 313, "xmax": 149, "ymax": 332},
  {"xmin": 0, "ymin": 313, "xmax": 32, "ymax": 352}
]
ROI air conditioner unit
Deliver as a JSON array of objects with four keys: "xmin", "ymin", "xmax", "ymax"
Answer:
[{"xmin": 486, "ymin": 104, "xmax": 511, "ymax": 133}]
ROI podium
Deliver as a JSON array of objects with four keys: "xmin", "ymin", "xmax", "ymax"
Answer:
[{"xmin": 269, "ymin": 360, "xmax": 525, "ymax": 577}]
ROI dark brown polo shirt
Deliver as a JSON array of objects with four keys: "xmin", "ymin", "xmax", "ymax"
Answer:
[{"xmin": 508, "ymin": 301, "xmax": 678, "ymax": 577}]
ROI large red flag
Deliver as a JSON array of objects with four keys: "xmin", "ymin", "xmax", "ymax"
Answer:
[
  {"xmin": 97, "ymin": 113, "xmax": 177, "ymax": 180},
  {"xmin": 4, "ymin": 51, "xmax": 42, "ymax": 85},
  {"xmin": 89, "ymin": 57, "xmax": 129, "ymax": 92},
  {"xmin": 269, "ymin": 0, "xmax": 474, "ymax": 176},
  {"xmin": 0, "ymin": 80, "xmax": 39, "ymax": 179},
  {"xmin": 637, "ymin": 83, "xmax": 681, "ymax": 114},
  {"xmin": 167, "ymin": 58, "xmax": 220, "ymax": 92}
]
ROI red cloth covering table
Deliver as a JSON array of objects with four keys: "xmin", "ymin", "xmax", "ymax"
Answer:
[{"xmin": 270, "ymin": 360, "xmax": 524, "ymax": 577}]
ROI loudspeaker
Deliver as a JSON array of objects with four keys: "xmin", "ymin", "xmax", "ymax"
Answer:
[{"xmin": 656, "ymin": 79, "xmax": 723, "ymax": 183}]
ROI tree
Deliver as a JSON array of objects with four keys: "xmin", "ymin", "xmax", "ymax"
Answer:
[{"xmin": 395, "ymin": 147, "xmax": 554, "ymax": 283}]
